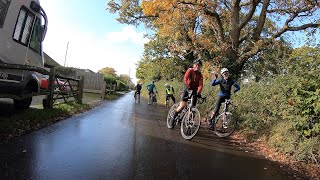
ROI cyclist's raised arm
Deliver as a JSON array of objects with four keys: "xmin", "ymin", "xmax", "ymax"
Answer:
[
  {"xmin": 233, "ymin": 81, "xmax": 240, "ymax": 94},
  {"xmin": 211, "ymin": 79, "xmax": 220, "ymax": 86}
]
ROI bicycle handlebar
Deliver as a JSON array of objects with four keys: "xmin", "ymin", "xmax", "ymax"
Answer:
[{"xmin": 197, "ymin": 96, "xmax": 206, "ymax": 104}]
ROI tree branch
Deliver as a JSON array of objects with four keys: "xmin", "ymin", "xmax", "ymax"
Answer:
[
  {"xmin": 253, "ymin": 0, "xmax": 270, "ymax": 41},
  {"xmin": 231, "ymin": 0, "xmax": 241, "ymax": 48},
  {"xmin": 239, "ymin": 40, "xmax": 268, "ymax": 61},
  {"xmin": 273, "ymin": 23, "xmax": 320, "ymax": 39},
  {"xmin": 220, "ymin": 0, "xmax": 231, "ymax": 10},
  {"xmin": 204, "ymin": 9, "xmax": 225, "ymax": 42},
  {"xmin": 239, "ymin": 0, "xmax": 260, "ymax": 30}
]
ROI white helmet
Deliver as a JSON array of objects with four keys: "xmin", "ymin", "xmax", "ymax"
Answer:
[
  {"xmin": 164, "ymin": 83, "xmax": 169, "ymax": 87},
  {"xmin": 220, "ymin": 68, "xmax": 229, "ymax": 74}
]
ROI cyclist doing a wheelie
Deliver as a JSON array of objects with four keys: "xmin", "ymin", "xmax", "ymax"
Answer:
[
  {"xmin": 207, "ymin": 68, "xmax": 240, "ymax": 127},
  {"xmin": 171, "ymin": 59, "xmax": 203, "ymax": 127}
]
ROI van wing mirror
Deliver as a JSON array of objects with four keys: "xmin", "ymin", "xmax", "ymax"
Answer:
[
  {"xmin": 30, "ymin": 1, "xmax": 48, "ymax": 42},
  {"xmin": 30, "ymin": 1, "xmax": 41, "ymax": 13}
]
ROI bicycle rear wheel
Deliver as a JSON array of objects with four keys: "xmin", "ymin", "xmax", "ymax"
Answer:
[
  {"xmin": 167, "ymin": 103, "xmax": 179, "ymax": 129},
  {"xmin": 180, "ymin": 108, "xmax": 201, "ymax": 140},
  {"xmin": 214, "ymin": 112, "xmax": 236, "ymax": 138},
  {"xmin": 137, "ymin": 94, "xmax": 140, "ymax": 103}
]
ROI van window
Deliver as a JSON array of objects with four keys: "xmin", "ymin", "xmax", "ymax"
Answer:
[
  {"xmin": 0, "ymin": 0, "xmax": 11, "ymax": 28},
  {"xmin": 29, "ymin": 18, "xmax": 41, "ymax": 53},
  {"xmin": 13, "ymin": 6, "xmax": 35, "ymax": 45}
]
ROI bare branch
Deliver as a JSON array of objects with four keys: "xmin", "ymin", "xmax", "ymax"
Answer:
[
  {"xmin": 273, "ymin": 23, "xmax": 320, "ymax": 39},
  {"xmin": 253, "ymin": 0, "xmax": 270, "ymax": 41},
  {"xmin": 239, "ymin": 0, "xmax": 260, "ymax": 30}
]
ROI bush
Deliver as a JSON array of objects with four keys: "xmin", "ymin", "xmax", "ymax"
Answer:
[
  {"xmin": 104, "ymin": 76, "xmax": 117, "ymax": 85},
  {"xmin": 232, "ymin": 75, "xmax": 320, "ymax": 164},
  {"xmin": 116, "ymin": 80, "xmax": 129, "ymax": 91},
  {"xmin": 141, "ymin": 71, "xmax": 320, "ymax": 164}
]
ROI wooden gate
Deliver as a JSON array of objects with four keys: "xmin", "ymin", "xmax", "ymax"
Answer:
[{"xmin": 0, "ymin": 63, "xmax": 84, "ymax": 108}]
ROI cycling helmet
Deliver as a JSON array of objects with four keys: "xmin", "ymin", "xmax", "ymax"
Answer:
[
  {"xmin": 164, "ymin": 83, "xmax": 169, "ymax": 87},
  {"xmin": 193, "ymin": 58, "xmax": 202, "ymax": 66},
  {"xmin": 220, "ymin": 68, "xmax": 229, "ymax": 74}
]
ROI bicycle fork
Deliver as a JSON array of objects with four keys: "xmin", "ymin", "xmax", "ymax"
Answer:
[{"xmin": 222, "ymin": 112, "xmax": 228, "ymax": 129}]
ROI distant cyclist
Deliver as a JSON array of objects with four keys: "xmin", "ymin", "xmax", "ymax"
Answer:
[
  {"xmin": 134, "ymin": 83, "xmax": 142, "ymax": 102},
  {"xmin": 165, "ymin": 83, "xmax": 176, "ymax": 108},
  {"xmin": 207, "ymin": 68, "xmax": 240, "ymax": 127},
  {"xmin": 146, "ymin": 80, "xmax": 158, "ymax": 104},
  {"xmin": 171, "ymin": 59, "xmax": 203, "ymax": 126}
]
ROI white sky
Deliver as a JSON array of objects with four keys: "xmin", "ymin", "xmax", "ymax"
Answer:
[{"xmin": 41, "ymin": 0, "xmax": 148, "ymax": 84}]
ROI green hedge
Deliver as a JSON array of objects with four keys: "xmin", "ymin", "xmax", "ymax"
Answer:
[
  {"xmin": 232, "ymin": 76, "xmax": 319, "ymax": 163},
  {"xmin": 141, "ymin": 76, "xmax": 319, "ymax": 164}
]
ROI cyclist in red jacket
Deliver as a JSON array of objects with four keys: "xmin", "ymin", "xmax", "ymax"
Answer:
[{"xmin": 171, "ymin": 59, "xmax": 203, "ymax": 127}]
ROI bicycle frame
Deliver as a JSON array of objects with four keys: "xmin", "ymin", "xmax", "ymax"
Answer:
[
  {"xmin": 172, "ymin": 93, "xmax": 205, "ymax": 125},
  {"xmin": 210, "ymin": 99, "xmax": 237, "ymax": 138},
  {"xmin": 221, "ymin": 99, "xmax": 231, "ymax": 117}
]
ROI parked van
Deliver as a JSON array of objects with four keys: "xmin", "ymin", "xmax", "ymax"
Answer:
[{"xmin": 0, "ymin": 0, "xmax": 48, "ymax": 109}]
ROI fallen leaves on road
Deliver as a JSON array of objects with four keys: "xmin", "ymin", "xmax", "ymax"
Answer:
[{"xmin": 230, "ymin": 132, "xmax": 320, "ymax": 180}]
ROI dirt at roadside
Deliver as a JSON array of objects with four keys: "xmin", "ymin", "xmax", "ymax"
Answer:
[
  {"xmin": 28, "ymin": 95, "xmax": 104, "ymax": 109},
  {"xmin": 230, "ymin": 133, "xmax": 320, "ymax": 180}
]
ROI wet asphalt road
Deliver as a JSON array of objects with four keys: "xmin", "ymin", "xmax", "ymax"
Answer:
[{"xmin": 0, "ymin": 92, "xmax": 303, "ymax": 179}]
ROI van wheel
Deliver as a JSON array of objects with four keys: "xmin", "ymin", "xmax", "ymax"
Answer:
[{"xmin": 14, "ymin": 90, "xmax": 32, "ymax": 110}]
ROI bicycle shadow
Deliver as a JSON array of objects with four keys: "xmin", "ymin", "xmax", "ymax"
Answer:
[{"xmin": 189, "ymin": 129, "xmax": 254, "ymax": 154}]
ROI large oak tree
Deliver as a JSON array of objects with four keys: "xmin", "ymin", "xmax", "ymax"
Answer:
[{"xmin": 107, "ymin": 0, "xmax": 319, "ymax": 76}]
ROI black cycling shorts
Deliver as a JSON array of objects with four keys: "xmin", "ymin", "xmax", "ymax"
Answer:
[{"xmin": 181, "ymin": 86, "xmax": 197, "ymax": 106}]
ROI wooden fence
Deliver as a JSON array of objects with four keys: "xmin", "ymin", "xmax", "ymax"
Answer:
[
  {"xmin": 106, "ymin": 84, "xmax": 116, "ymax": 94},
  {"xmin": 59, "ymin": 69, "xmax": 105, "ymax": 98},
  {"xmin": 0, "ymin": 63, "xmax": 84, "ymax": 108}
]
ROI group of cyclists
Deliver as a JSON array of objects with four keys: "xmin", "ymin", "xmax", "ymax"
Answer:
[
  {"xmin": 134, "ymin": 58, "xmax": 240, "ymax": 128},
  {"xmin": 134, "ymin": 80, "xmax": 176, "ymax": 106}
]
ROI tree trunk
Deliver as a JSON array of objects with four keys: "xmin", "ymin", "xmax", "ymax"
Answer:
[{"xmin": 222, "ymin": 47, "xmax": 244, "ymax": 80}]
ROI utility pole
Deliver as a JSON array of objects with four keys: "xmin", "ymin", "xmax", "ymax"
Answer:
[
  {"xmin": 64, "ymin": 41, "xmax": 69, "ymax": 67},
  {"xmin": 127, "ymin": 68, "xmax": 131, "ymax": 86}
]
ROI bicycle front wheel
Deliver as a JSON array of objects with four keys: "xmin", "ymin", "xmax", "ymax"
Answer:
[
  {"xmin": 214, "ymin": 112, "xmax": 236, "ymax": 138},
  {"xmin": 167, "ymin": 103, "xmax": 179, "ymax": 129},
  {"xmin": 165, "ymin": 99, "xmax": 169, "ymax": 109},
  {"xmin": 180, "ymin": 108, "xmax": 201, "ymax": 140}
]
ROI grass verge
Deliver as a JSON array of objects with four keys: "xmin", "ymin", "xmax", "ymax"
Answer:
[
  {"xmin": 0, "ymin": 102, "xmax": 91, "ymax": 141},
  {"xmin": 0, "ymin": 92, "xmax": 125, "ymax": 142},
  {"xmin": 104, "ymin": 92, "xmax": 123, "ymax": 100}
]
